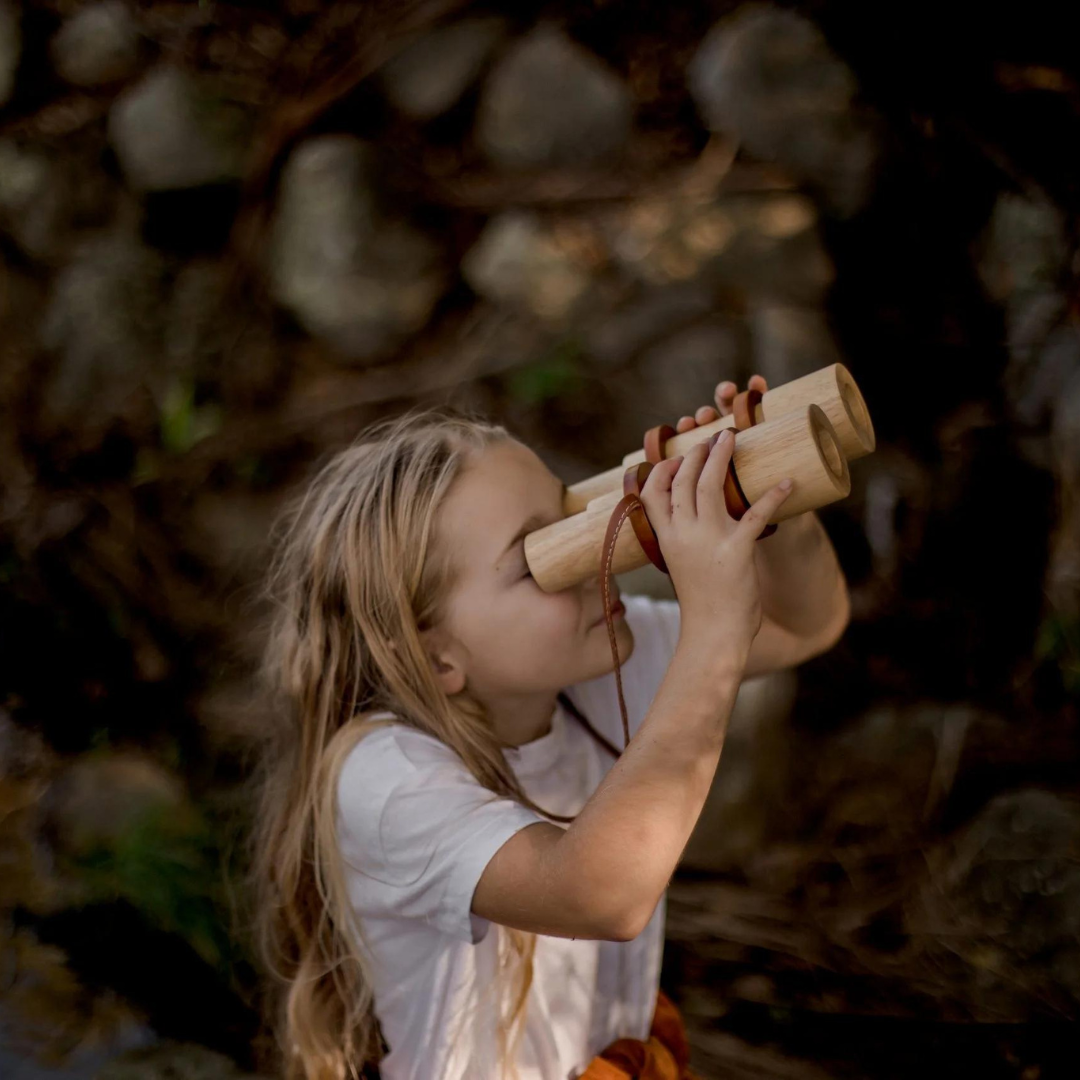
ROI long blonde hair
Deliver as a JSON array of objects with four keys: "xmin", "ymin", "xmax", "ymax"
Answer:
[{"xmin": 247, "ymin": 405, "xmax": 570, "ymax": 1079}]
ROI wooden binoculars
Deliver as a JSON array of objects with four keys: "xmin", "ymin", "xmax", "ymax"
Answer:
[{"xmin": 524, "ymin": 363, "xmax": 875, "ymax": 592}]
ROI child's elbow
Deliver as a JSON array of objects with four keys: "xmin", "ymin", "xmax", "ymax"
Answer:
[
  {"xmin": 599, "ymin": 899, "xmax": 656, "ymax": 943},
  {"xmin": 564, "ymin": 883, "xmax": 655, "ymax": 942},
  {"xmin": 807, "ymin": 589, "xmax": 851, "ymax": 659}
]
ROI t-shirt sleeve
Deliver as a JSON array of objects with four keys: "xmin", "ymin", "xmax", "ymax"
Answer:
[{"xmin": 336, "ymin": 727, "xmax": 548, "ymax": 944}]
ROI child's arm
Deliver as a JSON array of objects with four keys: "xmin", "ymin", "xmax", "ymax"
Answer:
[
  {"xmin": 475, "ymin": 427, "xmax": 793, "ymax": 942},
  {"xmin": 472, "ymin": 635, "xmax": 740, "ymax": 941}
]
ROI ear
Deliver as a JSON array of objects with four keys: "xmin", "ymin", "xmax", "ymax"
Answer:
[{"xmin": 418, "ymin": 626, "xmax": 467, "ymax": 697}]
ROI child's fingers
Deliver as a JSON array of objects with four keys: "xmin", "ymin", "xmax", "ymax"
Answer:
[
  {"xmin": 735, "ymin": 481, "xmax": 793, "ymax": 542},
  {"xmin": 715, "ymin": 381, "xmax": 737, "ymax": 415},
  {"xmin": 669, "ymin": 439, "xmax": 711, "ymax": 518},
  {"xmin": 639, "ymin": 455, "xmax": 682, "ymax": 524},
  {"xmin": 696, "ymin": 429, "xmax": 738, "ymax": 525},
  {"xmin": 675, "ymin": 405, "xmax": 720, "ymax": 434}
]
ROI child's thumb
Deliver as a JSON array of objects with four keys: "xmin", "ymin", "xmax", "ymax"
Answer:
[{"xmin": 737, "ymin": 480, "xmax": 793, "ymax": 539}]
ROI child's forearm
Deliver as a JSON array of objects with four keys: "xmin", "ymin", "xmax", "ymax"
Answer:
[{"xmin": 554, "ymin": 640, "xmax": 742, "ymax": 939}]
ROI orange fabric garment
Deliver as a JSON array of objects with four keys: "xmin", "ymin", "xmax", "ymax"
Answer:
[{"xmin": 577, "ymin": 989, "xmax": 699, "ymax": 1079}]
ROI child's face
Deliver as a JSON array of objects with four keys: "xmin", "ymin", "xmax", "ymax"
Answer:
[{"xmin": 428, "ymin": 438, "xmax": 636, "ymax": 704}]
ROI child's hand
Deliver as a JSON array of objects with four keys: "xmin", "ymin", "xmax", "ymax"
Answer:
[
  {"xmin": 672, "ymin": 374, "xmax": 768, "ymax": 433},
  {"xmin": 637, "ymin": 424, "xmax": 792, "ymax": 668}
]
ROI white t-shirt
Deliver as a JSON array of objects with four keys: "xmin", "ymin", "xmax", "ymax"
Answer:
[{"xmin": 335, "ymin": 593, "xmax": 682, "ymax": 1080}]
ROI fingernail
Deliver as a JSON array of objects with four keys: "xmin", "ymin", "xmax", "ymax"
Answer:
[
  {"xmin": 780, "ymin": 478, "xmax": 793, "ymax": 490},
  {"xmin": 718, "ymin": 430, "xmax": 732, "ymax": 442}
]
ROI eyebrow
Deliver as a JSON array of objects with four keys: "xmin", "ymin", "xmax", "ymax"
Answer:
[{"xmin": 498, "ymin": 480, "xmax": 568, "ymax": 564}]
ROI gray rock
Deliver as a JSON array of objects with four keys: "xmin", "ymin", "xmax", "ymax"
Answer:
[
  {"xmin": 584, "ymin": 282, "xmax": 718, "ymax": 370},
  {"xmin": 1046, "ymin": 365, "xmax": 1080, "ymax": 617},
  {"xmin": 1015, "ymin": 320, "xmax": 1080, "ymax": 432},
  {"xmin": 633, "ymin": 317, "xmax": 750, "ymax": 423},
  {"xmin": 380, "ymin": 16, "xmax": 506, "ymax": 121},
  {"xmin": 476, "ymin": 25, "xmax": 633, "ymax": 168},
  {"xmin": 164, "ymin": 259, "xmax": 284, "ymax": 407},
  {"xmin": 688, "ymin": 3, "xmax": 881, "ymax": 218},
  {"xmin": 748, "ymin": 302, "xmax": 842, "ymax": 388},
  {"xmin": 859, "ymin": 448, "xmax": 929, "ymax": 581},
  {"xmin": 0, "ymin": 0, "xmax": 18, "ymax": 106},
  {"xmin": 45, "ymin": 753, "xmax": 186, "ymax": 858},
  {"xmin": 1003, "ymin": 288, "xmax": 1068, "ymax": 428},
  {"xmin": 0, "ymin": 998, "xmax": 154, "ymax": 1080},
  {"xmin": 604, "ymin": 190, "xmax": 833, "ymax": 304},
  {"xmin": 977, "ymin": 192, "xmax": 1069, "ymax": 305},
  {"xmin": 1053, "ymin": 364, "xmax": 1080, "ymax": 490},
  {"xmin": 0, "ymin": 140, "xmax": 68, "ymax": 261},
  {"xmin": 680, "ymin": 669, "xmax": 798, "ymax": 871},
  {"xmin": 269, "ymin": 135, "xmax": 447, "ymax": 362},
  {"xmin": 38, "ymin": 221, "xmax": 170, "ymax": 442},
  {"xmin": 774, "ymin": 702, "xmax": 989, "ymax": 856},
  {"xmin": 107, "ymin": 65, "xmax": 249, "ymax": 191},
  {"xmin": 999, "ymin": 288, "xmax": 1073, "ymax": 469},
  {"xmin": 97, "ymin": 1040, "xmax": 268, "ymax": 1080},
  {"xmin": 461, "ymin": 210, "xmax": 594, "ymax": 321},
  {"xmin": 50, "ymin": 1, "xmax": 139, "ymax": 88},
  {"xmin": 909, "ymin": 789, "xmax": 1080, "ymax": 1011}
]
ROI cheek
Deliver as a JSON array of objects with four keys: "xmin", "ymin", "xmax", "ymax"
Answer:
[
  {"xmin": 462, "ymin": 584, "xmax": 583, "ymax": 654},
  {"xmin": 501, "ymin": 586, "xmax": 581, "ymax": 636},
  {"xmin": 534, "ymin": 592, "xmax": 586, "ymax": 643}
]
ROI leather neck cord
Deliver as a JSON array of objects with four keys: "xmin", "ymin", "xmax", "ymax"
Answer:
[{"xmin": 598, "ymin": 389, "xmax": 771, "ymax": 752}]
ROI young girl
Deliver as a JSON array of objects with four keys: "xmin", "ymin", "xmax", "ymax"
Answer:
[{"xmin": 249, "ymin": 385, "xmax": 848, "ymax": 1080}]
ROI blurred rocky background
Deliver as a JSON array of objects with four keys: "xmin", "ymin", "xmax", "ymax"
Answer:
[{"xmin": 1, "ymin": 1, "xmax": 1078, "ymax": 1077}]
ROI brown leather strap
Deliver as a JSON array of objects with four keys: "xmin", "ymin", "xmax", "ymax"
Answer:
[
  {"xmin": 642, "ymin": 423, "xmax": 676, "ymax": 465},
  {"xmin": 732, "ymin": 387, "xmax": 762, "ymax": 432},
  {"xmin": 600, "ymin": 397, "xmax": 779, "ymax": 749},
  {"xmin": 731, "ymin": 387, "xmax": 777, "ymax": 539},
  {"xmin": 557, "ymin": 691, "xmax": 621, "ymax": 760},
  {"xmin": 623, "ymin": 463, "xmax": 668, "ymax": 574},
  {"xmin": 601, "ymin": 489, "xmax": 642, "ymax": 749}
]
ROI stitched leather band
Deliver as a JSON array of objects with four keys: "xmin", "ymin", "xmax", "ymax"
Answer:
[
  {"xmin": 732, "ymin": 387, "xmax": 777, "ymax": 539},
  {"xmin": 623, "ymin": 462, "xmax": 668, "ymax": 574},
  {"xmin": 601, "ymin": 491, "xmax": 639, "ymax": 748},
  {"xmin": 733, "ymin": 387, "xmax": 762, "ymax": 432},
  {"xmin": 600, "ymin": 391, "xmax": 778, "ymax": 749},
  {"xmin": 642, "ymin": 423, "xmax": 676, "ymax": 465}
]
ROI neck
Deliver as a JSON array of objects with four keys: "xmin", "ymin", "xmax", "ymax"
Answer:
[{"xmin": 484, "ymin": 688, "xmax": 561, "ymax": 748}]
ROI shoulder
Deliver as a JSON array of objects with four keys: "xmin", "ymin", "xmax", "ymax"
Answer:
[
  {"xmin": 339, "ymin": 714, "xmax": 461, "ymax": 778},
  {"xmin": 337, "ymin": 716, "xmax": 470, "ymax": 822},
  {"xmin": 333, "ymin": 713, "xmax": 548, "ymax": 943}
]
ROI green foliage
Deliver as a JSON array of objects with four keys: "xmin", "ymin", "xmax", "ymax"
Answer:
[
  {"xmin": 233, "ymin": 453, "xmax": 274, "ymax": 488},
  {"xmin": 507, "ymin": 340, "xmax": 588, "ymax": 406},
  {"xmin": 0, "ymin": 545, "xmax": 18, "ymax": 585},
  {"xmin": 160, "ymin": 378, "xmax": 223, "ymax": 456},
  {"xmin": 131, "ymin": 446, "xmax": 160, "ymax": 485},
  {"xmin": 68, "ymin": 800, "xmax": 237, "ymax": 975},
  {"xmin": 1034, "ymin": 609, "xmax": 1080, "ymax": 695}
]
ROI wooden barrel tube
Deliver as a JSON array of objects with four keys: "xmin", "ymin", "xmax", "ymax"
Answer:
[
  {"xmin": 528, "ymin": 404, "xmax": 851, "ymax": 593},
  {"xmin": 563, "ymin": 362, "xmax": 873, "ymax": 515}
]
